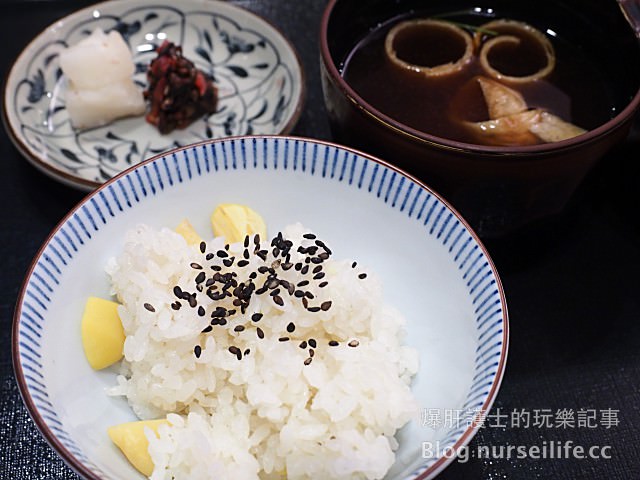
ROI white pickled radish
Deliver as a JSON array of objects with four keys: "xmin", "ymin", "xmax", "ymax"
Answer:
[
  {"xmin": 65, "ymin": 81, "xmax": 146, "ymax": 130},
  {"xmin": 59, "ymin": 29, "xmax": 145, "ymax": 129},
  {"xmin": 59, "ymin": 29, "xmax": 135, "ymax": 88}
]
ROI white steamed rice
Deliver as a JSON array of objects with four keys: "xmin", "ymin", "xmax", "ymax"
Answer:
[{"xmin": 105, "ymin": 223, "xmax": 418, "ymax": 479}]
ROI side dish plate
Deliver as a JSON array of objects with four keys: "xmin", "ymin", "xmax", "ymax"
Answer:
[{"xmin": 3, "ymin": 0, "xmax": 304, "ymax": 190}]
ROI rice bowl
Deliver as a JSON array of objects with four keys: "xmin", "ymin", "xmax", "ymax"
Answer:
[{"xmin": 12, "ymin": 136, "xmax": 508, "ymax": 479}]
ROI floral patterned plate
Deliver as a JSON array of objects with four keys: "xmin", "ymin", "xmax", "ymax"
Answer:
[{"xmin": 3, "ymin": 0, "xmax": 304, "ymax": 190}]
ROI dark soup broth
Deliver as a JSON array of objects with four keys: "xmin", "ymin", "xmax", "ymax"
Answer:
[{"xmin": 341, "ymin": 11, "xmax": 613, "ymax": 146}]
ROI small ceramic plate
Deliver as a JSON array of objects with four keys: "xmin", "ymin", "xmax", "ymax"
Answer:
[
  {"xmin": 13, "ymin": 136, "xmax": 508, "ymax": 480},
  {"xmin": 3, "ymin": 0, "xmax": 304, "ymax": 190}
]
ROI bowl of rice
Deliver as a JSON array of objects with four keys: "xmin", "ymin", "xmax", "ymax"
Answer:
[{"xmin": 13, "ymin": 136, "xmax": 508, "ymax": 479}]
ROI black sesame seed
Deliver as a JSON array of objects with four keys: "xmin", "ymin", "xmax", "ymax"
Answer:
[
  {"xmin": 217, "ymin": 250, "xmax": 228, "ymax": 258},
  {"xmin": 313, "ymin": 272, "xmax": 326, "ymax": 280},
  {"xmin": 244, "ymin": 236, "xmax": 250, "ymax": 248},
  {"xmin": 304, "ymin": 257, "xmax": 311, "ymax": 264},
  {"xmin": 308, "ymin": 306, "xmax": 321, "ymax": 312},
  {"xmin": 257, "ymin": 250, "xmax": 268, "ymax": 261},
  {"xmin": 252, "ymin": 313, "xmax": 263, "ymax": 322},
  {"xmin": 229, "ymin": 346, "xmax": 240, "ymax": 355},
  {"xmin": 303, "ymin": 233, "xmax": 316, "ymax": 239},
  {"xmin": 244, "ymin": 348, "xmax": 250, "ymax": 356},
  {"xmin": 173, "ymin": 286, "xmax": 183, "ymax": 297},
  {"xmin": 199, "ymin": 242, "xmax": 206, "ymax": 253},
  {"xmin": 311, "ymin": 257, "xmax": 323, "ymax": 264},
  {"xmin": 329, "ymin": 340, "xmax": 339, "ymax": 346},
  {"xmin": 312, "ymin": 265, "xmax": 323, "ymax": 274},
  {"xmin": 190, "ymin": 262, "xmax": 202, "ymax": 270},
  {"xmin": 194, "ymin": 345, "xmax": 202, "ymax": 358},
  {"xmin": 279, "ymin": 279, "xmax": 291, "ymax": 290},
  {"xmin": 294, "ymin": 263, "xmax": 303, "ymax": 271},
  {"xmin": 232, "ymin": 298, "xmax": 242, "ymax": 307},
  {"xmin": 171, "ymin": 301, "xmax": 181, "ymax": 310},
  {"xmin": 268, "ymin": 279, "xmax": 279, "ymax": 289},
  {"xmin": 305, "ymin": 291, "xmax": 315, "ymax": 299},
  {"xmin": 272, "ymin": 247, "xmax": 280, "ymax": 257},
  {"xmin": 198, "ymin": 306, "xmax": 206, "ymax": 316},
  {"xmin": 304, "ymin": 357, "xmax": 312, "ymax": 366},
  {"xmin": 223, "ymin": 258, "xmax": 234, "ymax": 267},
  {"xmin": 249, "ymin": 272, "xmax": 258, "ymax": 279},
  {"xmin": 273, "ymin": 295, "xmax": 284, "ymax": 306},
  {"xmin": 358, "ymin": 273, "xmax": 367, "ymax": 280},
  {"xmin": 205, "ymin": 278, "xmax": 215, "ymax": 287},
  {"xmin": 282, "ymin": 262, "xmax": 293, "ymax": 271},
  {"xmin": 254, "ymin": 234, "xmax": 261, "ymax": 245},
  {"xmin": 218, "ymin": 318, "xmax": 227, "ymax": 326},
  {"xmin": 309, "ymin": 348, "xmax": 315, "ymax": 358},
  {"xmin": 211, "ymin": 304, "xmax": 226, "ymax": 315},
  {"xmin": 227, "ymin": 309, "xmax": 237, "ymax": 316},
  {"xmin": 315, "ymin": 239, "xmax": 326, "ymax": 247},
  {"xmin": 201, "ymin": 326, "xmax": 213, "ymax": 333},
  {"xmin": 243, "ymin": 249, "xmax": 250, "ymax": 260},
  {"xmin": 255, "ymin": 286, "xmax": 268, "ymax": 295},
  {"xmin": 257, "ymin": 327, "xmax": 265, "ymax": 339},
  {"xmin": 195, "ymin": 272, "xmax": 206, "ymax": 284},
  {"xmin": 279, "ymin": 336, "xmax": 290, "ymax": 342},
  {"xmin": 301, "ymin": 265, "xmax": 309, "ymax": 275},
  {"xmin": 299, "ymin": 341, "xmax": 308, "ymax": 349},
  {"xmin": 297, "ymin": 280, "xmax": 309, "ymax": 287},
  {"xmin": 188, "ymin": 295, "xmax": 197, "ymax": 308},
  {"xmin": 319, "ymin": 252, "xmax": 330, "ymax": 260},
  {"xmin": 294, "ymin": 290, "xmax": 305, "ymax": 298},
  {"xmin": 211, "ymin": 265, "xmax": 222, "ymax": 271},
  {"xmin": 234, "ymin": 325, "xmax": 245, "ymax": 332},
  {"xmin": 206, "ymin": 253, "xmax": 214, "ymax": 260},
  {"xmin": 308, "ymin": 339, "xmax": 317, "ymax": 348},
  {"xmin": 351, "ymin": 261, "xmax": 357, "ymax": 268},
  {"xmin": 318, "ymin": 281, "xmax": 328, "ymax": 288},
  {"xmin": 287, "ymin": 322, "xmax": 296, "ymax": 333},
  {"xmin": 320, "ymin": 301, "xmax": 332, "ymax": 311},
  {"xmin": 270, "ymin": 288, "xmax": 281, "ymax": 297},
  {"xmin": 302, "ymin": 297, "xmax": 309, "ymax": 308},
  {"xmin": 144, "ymin": 303, "xmax": 155, "ymax": 312},
  {"xmin": 348, "ymin": 340, "xmax": 360, "ymax": 347}
]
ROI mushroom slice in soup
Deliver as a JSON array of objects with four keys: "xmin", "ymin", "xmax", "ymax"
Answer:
[
  {"xmin": 466, "ymin": 109, "xmax": 586, "ymax": 146},
  {"xmin": 476, "ymin": 76, "xmax": 528, "ymax": 119}
]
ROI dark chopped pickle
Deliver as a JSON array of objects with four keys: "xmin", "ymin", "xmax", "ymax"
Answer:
[{"xmin": 144, "ymin": 41, "xmax": 217, "ymax": 134}]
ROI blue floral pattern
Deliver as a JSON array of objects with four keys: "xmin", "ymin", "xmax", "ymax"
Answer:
[{"xmin": 9, "ymin": 2, "xmax": 302, "ymax": 187}]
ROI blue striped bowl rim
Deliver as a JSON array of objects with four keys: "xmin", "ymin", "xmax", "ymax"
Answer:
[{"xmin": 13, "ymin": 135, "xmax": 508, "ymax": 480}]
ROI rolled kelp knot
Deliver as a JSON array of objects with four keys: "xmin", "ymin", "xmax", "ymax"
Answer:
[
  {"xmin": 475, "ymin": 19, "xmax": 556, "ymax": 84},
  {"xmin": 385, "ymin": 19, "xmax": 474, "ymax": 77}
]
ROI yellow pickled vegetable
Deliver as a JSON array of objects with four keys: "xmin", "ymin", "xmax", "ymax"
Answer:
[
  {"xmin": 108, "ymin": 419, "xmax": 168, "ymax": 477},
  {"xmin": 175, "ymin": 218, "xmax": 203, "ymax": 246},
  {"xmin": 81, "ymin": 297, "xmax": 124, "ymax": 370},
  {"xmin": 211, "ymin": 204, "xmax": 267, "ymax": 244}
]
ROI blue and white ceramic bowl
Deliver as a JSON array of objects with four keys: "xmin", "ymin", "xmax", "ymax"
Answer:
[
  {"xmin": 13, "ymin": 136, "xmax": 508, "ymax": 479},
  {"xmin": 3, "ymin": 0, "xmax": 304, "ymax": 190}
]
